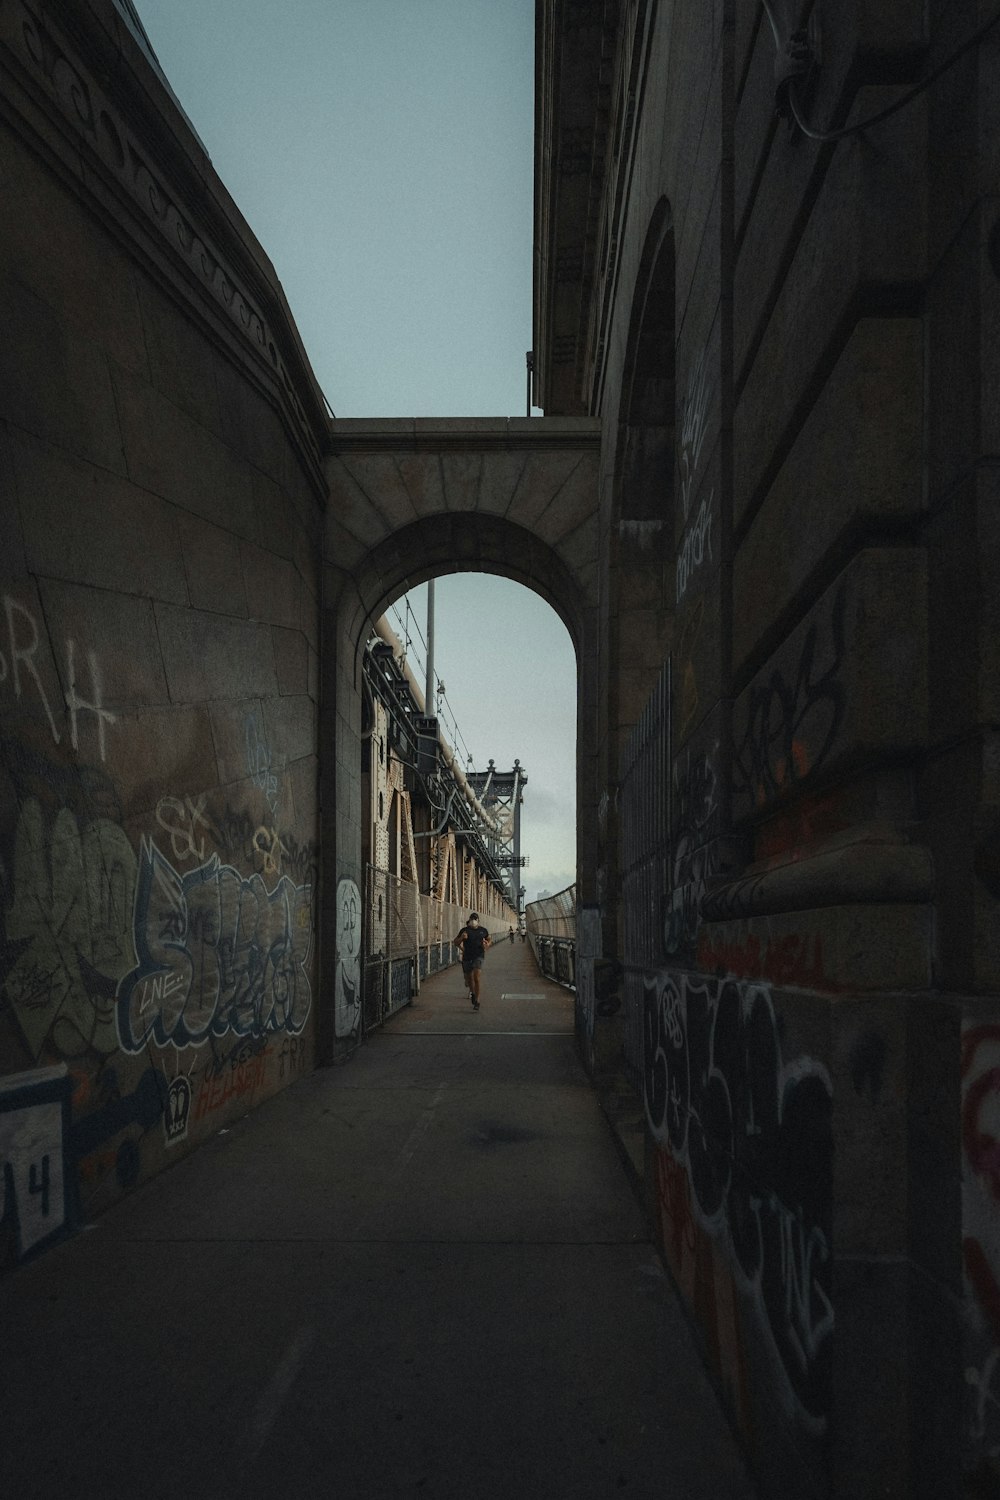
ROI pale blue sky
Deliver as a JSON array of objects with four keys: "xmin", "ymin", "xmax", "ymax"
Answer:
[
  {"xmin": 139, "ymin": 0, "xmax": 535, "ymax": 416},
  {"xmin": 137, "ymin": 0, "xmax": 577, "ymax": 900}
]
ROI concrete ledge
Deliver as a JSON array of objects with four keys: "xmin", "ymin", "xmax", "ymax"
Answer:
[
  {"xmin": 328, "ymin": 416, "xmax": 602, "ymax": 454},
  {"xmin": 702, "ymin": 838, "xmax": 934, "ymax": 921}
]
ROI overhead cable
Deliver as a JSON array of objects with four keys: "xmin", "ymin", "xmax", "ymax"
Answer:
[{"xmin": 760, "ymin": 0, "xmax": 1000, "ymax": 142}]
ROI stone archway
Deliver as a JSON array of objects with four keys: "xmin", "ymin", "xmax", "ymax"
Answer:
[{"xmin": 317, "ymin": 417, "xmax": 600, "ymax": 1059}]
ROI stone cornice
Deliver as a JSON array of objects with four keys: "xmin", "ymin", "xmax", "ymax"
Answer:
[
  {"xmin": 702, "ymin": 838, "xmax": 934, "ymax": 921},
  {"xmin": 533, "ymin": 0, "xmax": 622, "ymax": 416},
  {"xmin": 585, "ymin": 0, "xmax": 658, "ymax": 415}
]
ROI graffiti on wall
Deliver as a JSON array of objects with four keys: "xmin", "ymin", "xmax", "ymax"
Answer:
[
  {"xmin": 0, "ymin": 739, "xmax": 161, "ymax": 1247},
  {"xmin": 696, "ymin": 928, "xmax": 830, "ymax": 991},
  {"xmin": 664, "ymin": 748, "xmax": 720, "ymax": 961},
  {"xmin": 654, "ymin": 1141, "xmax": 753, "ymax": 1436},
  {"xmin": 155, "ymin": 793, "xmax": 215, "ymax": 865},
  {"xmin": 163, "ymin": 1074, "xmax": 192, "ymax": 1146},
  {"xmin": 0, "ymin": 566, "xmax": 318, "ymax": 1254},
  {"xmin": 203, "ymin": 801, "xmax": 317, "ymax": 888},
  {"xmin": 643, "ymin": 969, "xmax": 833, "ymax": 1428},
  {"xmin": 679, "ymin": 346, "xmax": 712, "ymax": 522},
  {"xmin": 70, "ymin": 1063, "xmax": 168, "ymax": 1192},
  {"xmin": 334, "ymin": 877, "xmax": 361, "ymax": 1039},
  {"xmin": 0, "ymin": 1065, "xmax": 74, "ymax": 1264},
  {"xmin": 732, "ymin": 587, "xmax": 846, "ymax": 813},
  {"xmin": 1, "ymin": 594, "xmax": 116, "ymax": 762},
  {"xmin": 193, "ymin": 1041, "xmax": 270, "ymax": 1122},
  {"xmin": 962, "ymin": 1024, "xmax": 1000, "ymax": 1466},
  {"xmin": 676, "ymin": 491, "xmax": 714, "ymax": 603},
  {"xmin": 276, "ymin": 832, "xmax": 318, "ymax": 887},
  {"xmin": 117, "ymin": 840, "xmax": 312, "ymax": 1051},
  {"xmin": 2, "ymin": 799, "xmax": 137, "ymax": 1059},
  {"xmin": 245, "ymin": 711, "xmax": 280, "ymax": 816}
]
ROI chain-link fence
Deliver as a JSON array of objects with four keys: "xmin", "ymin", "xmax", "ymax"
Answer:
[
  {"xmin": 524, "ymin": 886, "xmax": 576, "ymax": 990},
  {"xmin": 363, "ymin": 867, "xmax": 420, "ymax": 1032}
]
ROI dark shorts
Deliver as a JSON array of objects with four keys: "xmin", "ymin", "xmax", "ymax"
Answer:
[{"xmin": 462, "ymin": 957, "xmax": 484, "ymax": 973}]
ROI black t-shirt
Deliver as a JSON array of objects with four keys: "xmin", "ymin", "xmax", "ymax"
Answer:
[{"xmin": 456, "ymin": 924, "xmax": 490, "ymax": 962}]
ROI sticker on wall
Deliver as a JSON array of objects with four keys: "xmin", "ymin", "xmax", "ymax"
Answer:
[
  {"xmin": 334, "ymin": 877, "xmax": 362, "ymax": 1039},
  {"xmin": 163, "ymin": 1075, "xmax": 192, "ymax": 1146}
]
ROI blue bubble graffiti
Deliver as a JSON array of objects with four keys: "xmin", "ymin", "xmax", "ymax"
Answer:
[{"xmin": 116, "ymin": 840, "xmax": 312, "ymax": 1052}]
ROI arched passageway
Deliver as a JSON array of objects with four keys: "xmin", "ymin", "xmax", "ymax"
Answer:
[
  {"xmin": 318, "ymin": 419, "xmax": 600, "ymax": 1060},
  {"xmin": 352, "ymin": 573, "xmax": 575, "ymax": 1044}
]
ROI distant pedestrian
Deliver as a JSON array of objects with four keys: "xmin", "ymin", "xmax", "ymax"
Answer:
[
  {"xmin": 520, "ymin": 929, "xmax": 526, "ymax": 942},
  {"xmin": 508, "ymin": 926, "xmax": 515, "ymax": 943},
  {"xmin": 454, "ymin": 912, "xmax": 491, "ymax": 1011}
]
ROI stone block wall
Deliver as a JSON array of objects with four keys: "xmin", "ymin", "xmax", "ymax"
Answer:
[
  {"xmin": 536, "ymin": 0, "xmax": 1000, "ymax": 1494},
  {"xmin": 0, "ymin": 0, "xmax": 326, "ymax": 1269},
  {"xmin": 725, "ymin": 9, "xmax": 996, "ymax": 1496}
]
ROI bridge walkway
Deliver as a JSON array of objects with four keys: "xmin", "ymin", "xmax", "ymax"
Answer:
[{"xmin": 1, "ymin": 940, "xmax": 755, "ymax": 1499}]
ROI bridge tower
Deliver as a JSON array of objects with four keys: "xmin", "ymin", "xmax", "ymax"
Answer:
[{"xmin": 466, "ymin": 760, "xmax": 528, "ymax": 919}]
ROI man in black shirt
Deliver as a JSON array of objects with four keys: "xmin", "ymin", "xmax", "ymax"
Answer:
[{"xmin": 454, "ymin": 912, "xmax": 491, "ymax": 1011}]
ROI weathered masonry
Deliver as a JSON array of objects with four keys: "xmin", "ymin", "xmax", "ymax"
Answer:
[
  {"xmin": 0, "ymin": 0, "xmax": 329, "ymax": 1241},
  {"xmin": 2, "ymin": 1, "xmax": 1000, "ymax": 1498},
  {"xmin": 0, "ymin": 0, "xmax": 598, "ymax": 1256},
  {"xmin": 534, "ymin": 2, "xmax": 1000, "ymax": 1497}
]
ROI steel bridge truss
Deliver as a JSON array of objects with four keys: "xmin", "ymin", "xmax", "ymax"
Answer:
[{"xmin": 466, "ymin": 760, "xmax": 528, "ymax": 915}]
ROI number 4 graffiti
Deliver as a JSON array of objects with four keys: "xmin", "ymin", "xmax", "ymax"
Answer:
[{"xmin": 0, "ymin": 1066, "xmax": 75, "ymax": 1263}]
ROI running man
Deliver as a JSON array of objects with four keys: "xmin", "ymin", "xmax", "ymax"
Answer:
[{"xmin": 454, "ymin": 912, "xmax": 491, "ymax": 1011}]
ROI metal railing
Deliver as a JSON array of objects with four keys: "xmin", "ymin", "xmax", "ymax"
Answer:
[
  {"xmin": 531, "ymin": 934, "xmax": 576, "ymax": 987},
  {"xmin": 525, "ymin": 885, "xmax": 576, "ymax": 990}
]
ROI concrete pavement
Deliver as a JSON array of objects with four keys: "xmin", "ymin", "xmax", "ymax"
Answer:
[{"xmin": 1, "ymin": 940, "xmax": 756, "ymax": 1499}]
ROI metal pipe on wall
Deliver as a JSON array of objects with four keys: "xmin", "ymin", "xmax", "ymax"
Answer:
[{"xmin": 424, "ymin": 578, "xmax": 435, "ymax": 715}]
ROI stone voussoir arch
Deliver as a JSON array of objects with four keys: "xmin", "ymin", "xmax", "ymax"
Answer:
[
  {"xmin": 349, "ymin": 512, "xmax": 589, "ymax": 680},
  {"xmin": 324, "ymin": 418, "xmax": 601, "ymax": 659}
]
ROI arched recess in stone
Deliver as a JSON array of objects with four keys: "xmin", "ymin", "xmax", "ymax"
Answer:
[{"xmin": 597, "ymin": 198, "xmax": 676, "ymax": 956}]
